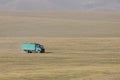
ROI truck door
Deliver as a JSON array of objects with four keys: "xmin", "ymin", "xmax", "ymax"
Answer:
[{"xmin": 36, "ymin": 44, "xmax": 41, "ymax": 52}]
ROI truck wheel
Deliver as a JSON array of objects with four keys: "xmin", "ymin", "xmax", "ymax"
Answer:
[
  {"xmin": 27, "ymin": 50, "xmax": 30, "ymax": 53},
  {"xmin": 41, "ymin": 49, "xmax": 45, "ymax": 53},
  {"xmin": 28, "ymin": 50, "xmax": 32, "ymax": 53}
]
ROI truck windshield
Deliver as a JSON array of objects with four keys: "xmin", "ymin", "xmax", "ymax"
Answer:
[{"xmin": 36, "ymin": 45, "xmax": 40, "ymax": 48}]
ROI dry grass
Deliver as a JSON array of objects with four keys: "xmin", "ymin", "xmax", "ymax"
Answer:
[
  {"xmin": 0, "ymin": 11, "xmax": 120, "ymax": 80},
  {"xmin": 0, "ymin": 37, "xmax": 120, "ymax": 80},
  {"xmin": 0, "ymin": 11, "xmax": 120, "ymax": 37}
]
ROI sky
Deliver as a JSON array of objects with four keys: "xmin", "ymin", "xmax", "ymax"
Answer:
[{"xmin": 0, "ymin": 0, "xmax": 120, "ymax": 11}]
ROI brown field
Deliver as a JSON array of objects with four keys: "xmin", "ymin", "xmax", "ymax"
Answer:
[
  {"xmin": 0, "ymin": 11, "xmax": 120, "ymax": 37},
  {"xmin": 0, "ymin": 11, "xmax": 120, "ymax": 80}
]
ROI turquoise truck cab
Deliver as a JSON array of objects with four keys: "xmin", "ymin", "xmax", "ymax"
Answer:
[{"xmin": 22, "ymin": 43, "xmax": 45, "ymax": 53}]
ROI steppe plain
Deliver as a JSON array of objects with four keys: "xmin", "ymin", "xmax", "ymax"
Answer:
[{"xmin": 0, "ymin": 11, "xmax": 120, "ymax": 80}]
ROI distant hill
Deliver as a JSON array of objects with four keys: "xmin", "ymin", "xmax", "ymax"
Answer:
[{"xmin": 0, "ymin": 0, "xmax": 120, "ymax": 11}]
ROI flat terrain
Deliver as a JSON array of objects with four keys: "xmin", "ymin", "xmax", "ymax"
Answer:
[
  {"xmin": 0, "ymin": 11, "xmax": 120, "ymax": 37},
  {"xmin": 0, "ymin": 11, "xmax": 120, "ymax": 80},
  {"xmin": 0, "ymin": 37, "xmax": 120, "ymax": 80}
]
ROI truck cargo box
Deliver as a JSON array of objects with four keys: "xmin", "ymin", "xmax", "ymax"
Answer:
[{"xmin": 22, "ymin": 43, "xmax": 36, "ymax": 51}]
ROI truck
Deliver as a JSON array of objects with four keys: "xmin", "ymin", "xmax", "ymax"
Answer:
[{"xmin": 22, "ymin": 43, "xmax": 45, "ymax": 53}]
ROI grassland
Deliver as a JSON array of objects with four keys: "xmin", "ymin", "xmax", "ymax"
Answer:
[
  {"xmin": 0, "ymin": 37, "xmax": 120, "ymax": 80},
  {"xmin": 0, "ymin": 11, "xmax": 120, "ymax": 37},
  {"xmin": 0, "ymin": 11, "xmax": 120, "ymax": 80}
]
